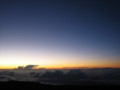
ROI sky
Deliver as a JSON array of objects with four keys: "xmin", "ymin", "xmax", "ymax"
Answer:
[{"xmin": 0, "ymin": 0, "xmax": 120, "ymax": 69}]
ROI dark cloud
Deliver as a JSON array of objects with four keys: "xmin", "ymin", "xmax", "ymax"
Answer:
[
  {"xmin": 24, "ymin": 65, "xmax": 38, "ymax": 69},
  {"xmin": 0, "ymin": 71, "xmax": 14, "ymax": 76},
  {"xmin": 0, "ymin": 68, "xmax": 120, "ymax": 85},
  {"xmin": 0, "ymin": 71, "xmax": 15, "ymax": 81},
  {"xmin": 17, "ymin": 65, "xmax": 39, "ymax": 69},
  {"xmin": 65, "ymin": 69, "xmax": 86, "ymax": 79}
]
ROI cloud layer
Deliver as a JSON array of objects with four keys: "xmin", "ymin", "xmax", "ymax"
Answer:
[{"xmin": 0, "ymin": 68, "xmax": 120, "ymax": 85}]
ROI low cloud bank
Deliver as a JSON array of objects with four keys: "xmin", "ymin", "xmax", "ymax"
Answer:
[
  {"xmin": 0, "ymin": 68, "xmax": 120, "ymax": 85},
  {"xmin": 0, "ymin": 71, "xmax": 15, "ymax": 81}
]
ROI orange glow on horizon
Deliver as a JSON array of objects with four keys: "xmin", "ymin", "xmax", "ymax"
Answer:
[
  {"xmin": 0, "ymin": 56, "xmax": 120, "ymax": 69},
  {"xmin": 0, "ymin": 65, "xmax": 120, "ymax": 69}
]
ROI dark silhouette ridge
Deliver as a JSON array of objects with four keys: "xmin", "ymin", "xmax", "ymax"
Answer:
[{"xmin": 0, "ymin": 80, "xmax": 119, "ymax": 89}]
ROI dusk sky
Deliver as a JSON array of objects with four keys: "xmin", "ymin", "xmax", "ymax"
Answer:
[{"xmin": 0, "ymin": 0, "xmax": 120, "ymax": 69}]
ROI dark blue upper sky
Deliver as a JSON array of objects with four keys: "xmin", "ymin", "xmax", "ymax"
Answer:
[{"xmin": 0, "ymin": 0, "xmax": 120, "ymax": 68}]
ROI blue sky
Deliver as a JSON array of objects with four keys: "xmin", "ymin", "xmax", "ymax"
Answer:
[{"xmin": 0, "ymin": 0, "xmax": 120, "ymax": 68}]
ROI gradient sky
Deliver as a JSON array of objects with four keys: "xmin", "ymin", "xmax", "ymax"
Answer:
[{"xmin": 0, "ymin": 0, "xmax": 120, "ymax": 69}]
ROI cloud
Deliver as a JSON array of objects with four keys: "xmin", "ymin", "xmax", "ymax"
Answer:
[
  {"xmin": 0, "ymin": 71, "xmax": 15, "ymax": 81},
  {"xmin": 0, "ymin": 68, "xmax": 120, "ymax": 85},
  {"xmin": 17, "ymin": 65, "xmax": 39, "ymax": 69},
  {"xmin": 24, "ymin": 65, "xmax": 38, "ymax": 69}
]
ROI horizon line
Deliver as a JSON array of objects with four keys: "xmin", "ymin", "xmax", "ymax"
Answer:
[{"xmin": 0, "ymin": 66, "xmax": 120, "ymax": 70}]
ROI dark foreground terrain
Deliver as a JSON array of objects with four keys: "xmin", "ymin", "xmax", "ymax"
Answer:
[{"xmin": 0, "ymin": 81, "xmax": 119, "ymax": 89}]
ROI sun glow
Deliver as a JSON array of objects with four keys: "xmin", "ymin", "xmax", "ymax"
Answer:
[{"xmin": 0, "ymin": 50, "xmax": 120, "ymax": 69}]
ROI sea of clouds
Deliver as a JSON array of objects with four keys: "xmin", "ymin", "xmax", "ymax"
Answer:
[{"xmin": 0, "ymin": 67, "xmax": 120, "ymax": 85}]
